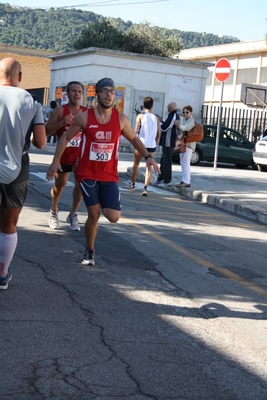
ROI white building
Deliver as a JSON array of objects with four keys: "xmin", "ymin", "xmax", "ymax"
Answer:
[
  {"xmin": 177, "ymin": 39, "xmax": 267, "ymax": 110},
  {"xmin": 48, "ymin": 47, "xmax": 211, "ymax": 128}
]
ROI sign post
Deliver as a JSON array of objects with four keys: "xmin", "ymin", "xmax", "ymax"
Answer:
[{"xmin": 213, "ymin": 58, "xmax": 231, "ymax": 170}]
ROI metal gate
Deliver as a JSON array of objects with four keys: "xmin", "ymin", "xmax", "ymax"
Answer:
[{"xmin": 201, "ymin": 105, "xmax": 267, "ymax": 142}]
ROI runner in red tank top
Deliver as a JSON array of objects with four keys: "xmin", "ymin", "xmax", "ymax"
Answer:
[
  {"xmin": 45, "ymin": 81, "xmax": 87, "ymax": 232},
  {"xmin": 47, "ymin": 78, "xmax": 160, "ymax": 266}
]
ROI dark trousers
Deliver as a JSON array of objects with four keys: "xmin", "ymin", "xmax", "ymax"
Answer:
[
  {"xmin": 158, "ymin": 146, "xmax": 174, "ymax": 183},
  {"xmin": 47, "ymin": 134, "xmax": 57, "ymax": 144}
]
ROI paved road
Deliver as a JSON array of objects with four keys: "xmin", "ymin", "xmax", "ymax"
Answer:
[{"xmin": 1, "ymin": 147, "xmax": 267, "ymax": 399}]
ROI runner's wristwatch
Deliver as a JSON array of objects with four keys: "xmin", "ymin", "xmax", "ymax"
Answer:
[{"xmin": 145, "ymin": 154, "xmax": 152, "ymax": 160}]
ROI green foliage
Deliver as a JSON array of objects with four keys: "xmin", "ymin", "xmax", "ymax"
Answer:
[
  {"xmin": 72, "ymin": 19, "xmax": 127, "ymax": 52},
  {"xmin": 0, "ymin": 3, "xmax": 239, "ymax": 55},
  {"xmin": 123, "ymin": 23, "xmax": 182, "ymax": 57},
  {"xmin": 72, "ymin": 20, "xmax": 182, "ymax": 57}
]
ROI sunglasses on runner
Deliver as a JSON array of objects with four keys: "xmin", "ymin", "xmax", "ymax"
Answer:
[{"xmin": 99, "ymin": 88, "xmax": 116, "ymax": 95}]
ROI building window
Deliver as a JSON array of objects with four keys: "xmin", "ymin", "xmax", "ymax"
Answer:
[
  {"xmin": 260, "ymin": 67, "xmax": 267, "ymax": 84},
  {"xmin": 236, "ymin": 68, "xmax": 257, "ymax": 84}
]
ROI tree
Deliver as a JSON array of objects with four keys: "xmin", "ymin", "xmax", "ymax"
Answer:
[
  {"xmin": 123, "ymin": 23, "xmax": 182, "ymax": 56},
  {"xmin": 71, "ymin": 19, "xmax": 127, "ymax": 52},
  {"xmin": 72, "ymin": 20, "xmax": 182, "ymax": 57}
]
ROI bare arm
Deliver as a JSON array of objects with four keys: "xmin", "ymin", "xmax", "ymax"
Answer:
[
  {"xmin": 45, "ymin": 106, "xmax": 74, "ymax": 137},
  {"xmin": 120, "ymin": 113, "xmax": 161, "ymax": 175},
  {"xmin": 46, "ymin": 113, "xmax": 86, "ymax": 180},
  {"xmin": 31, "ymin": 125, "xmax": 46, "ymax": 149},
  {"xmin": 134, "ymin": 114, "xmax": 142, "ymax": 134}
]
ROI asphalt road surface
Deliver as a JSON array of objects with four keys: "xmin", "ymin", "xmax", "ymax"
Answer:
[{"xmin": 1, "ymin": 149, "xmax": 267, "ymax": 399}]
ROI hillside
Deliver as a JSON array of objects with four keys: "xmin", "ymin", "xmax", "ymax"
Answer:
[{"xmin": 0, "ymin": 3, "xmax": 239, "ymax": 53}]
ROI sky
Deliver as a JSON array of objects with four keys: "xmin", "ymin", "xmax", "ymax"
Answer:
[{"xmin": 8, "ymin": 0, "xmax": 267, "ymax": 42}]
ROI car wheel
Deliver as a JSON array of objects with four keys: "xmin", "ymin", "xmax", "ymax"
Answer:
[
  {"xmin": 190, "ymin": 149, "xmax": 201, "ymax": 165},
  {"xmin": 235, "ymin": 164, "xmax": 249, "ymax": 169},
  {"xmin": 257, "ymin": 164, "xmax": 267, "ymax": 172}
]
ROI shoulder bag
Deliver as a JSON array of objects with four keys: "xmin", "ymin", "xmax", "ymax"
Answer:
[{"xmin": 186, "ymin": 124, "xmax": 204, "ymax": 143}]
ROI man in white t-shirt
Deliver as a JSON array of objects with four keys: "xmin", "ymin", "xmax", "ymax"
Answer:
[
  {"xmin": 0, "ymin": 57, "xmax": 46, "ymax": 290},
  {"xmin": 128, "ymin": 96, "xmax": 160, "ymax": 196}
]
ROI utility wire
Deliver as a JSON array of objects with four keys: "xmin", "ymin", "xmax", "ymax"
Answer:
[{"xmin": 32, "ymin": 0, "xmax": 170, "ymax": 10}]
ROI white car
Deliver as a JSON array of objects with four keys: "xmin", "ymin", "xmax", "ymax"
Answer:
[{"xmin": 253, "ymin": 136, "xmax": 267, "ymax": 172}]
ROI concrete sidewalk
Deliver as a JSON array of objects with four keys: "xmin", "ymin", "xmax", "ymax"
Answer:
[{"xmin": 121, "ymin": 152, "xmax": 267, "ymax": 225}]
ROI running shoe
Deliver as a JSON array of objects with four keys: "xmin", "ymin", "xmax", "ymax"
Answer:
[
  {"xmin": 0, "ymin": 270, "xmax": 12, "ymax": 290},
  {"xmin": 49, "ymin": 210, "xmax": 59, "ymax": 229},
  {"xmin": 66, "ymin": 213, "xmax": 81, "ymax": 231},
  {"xmin": 129, "ymin": 183, "xmax": 135, "ymax": 192},
  {"xmin": 141, "ymin": 187, "xmax": 148, "ymax": 196},
  {"xmin": 82, "ymin": 249, "xmax": 95, "ymax": 266}
]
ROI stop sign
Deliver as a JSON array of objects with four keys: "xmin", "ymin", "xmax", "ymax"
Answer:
[{"xmin": 215, "ymin": 58, "xmax": 231, "ymax": 82}]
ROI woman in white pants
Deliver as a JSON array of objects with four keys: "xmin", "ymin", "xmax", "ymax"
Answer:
[{"xmin": 175, "ymin": 105, "xmax": 195, "ymax": 187}]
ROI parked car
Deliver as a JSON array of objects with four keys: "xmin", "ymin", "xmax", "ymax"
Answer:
[
  {"xmin": 252, "ymin": 136, "xmax": 267, "ymax": 172},
  {"xmin": 172, "ymin": 124, "xmax": 255, "ymax": 168}
]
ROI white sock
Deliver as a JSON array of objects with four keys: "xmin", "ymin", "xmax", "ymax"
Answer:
[{"xmin": 0, "ymin": 232, "xmax": 18, "ymax": 276}]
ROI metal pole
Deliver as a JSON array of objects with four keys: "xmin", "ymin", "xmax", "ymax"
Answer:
[{"xmin": 213, "ymin": 81, "xmax": 224, "ymax": 170}]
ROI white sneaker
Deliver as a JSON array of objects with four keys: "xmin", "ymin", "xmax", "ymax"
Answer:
[
  {"xmin": 82, "ymin": 249, "xmax": 95, "ymax": 266},
  {"xmin": 141, "ymin": 187, "xmax": 148, "ymax": 196},
  {"xmin": 66, "ymin": 213, "xmax": 81, "ymax": 231},
  {"xmin": 126, "ymin": 180, "xmax": 135, "ymax": 192},
  {"xmin": 49, "ymin": 210, "xmax": 59, "ymax": 229},
  {"xmin": 158, "ymin": 182, "xmax": 170, "ymax": 188}
]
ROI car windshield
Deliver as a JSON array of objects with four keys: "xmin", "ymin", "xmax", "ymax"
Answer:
[{"xmin": 222, "ymin": 128, "xmax": 244, "ymax": 142}]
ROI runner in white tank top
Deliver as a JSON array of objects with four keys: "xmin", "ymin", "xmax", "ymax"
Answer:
[{"xmin": 129, "ymin": 96, "xmax": 161, "ymax": 196}]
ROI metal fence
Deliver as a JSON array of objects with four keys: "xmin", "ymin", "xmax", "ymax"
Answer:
[{"xmin": 201, "ymin": 105, "xmax": 267, "ymax": 142}]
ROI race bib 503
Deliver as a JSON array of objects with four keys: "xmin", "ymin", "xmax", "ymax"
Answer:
[{"xmin": 89, "ymin": 142, "xmax": 114, "ymax": 162}]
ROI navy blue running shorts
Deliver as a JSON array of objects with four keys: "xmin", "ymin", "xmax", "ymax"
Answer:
[
  {"xmin": 79, "ymin": 180, "xmax": 121, "ymax": 210},
  {"xmin": 146, "ymin": 147, "xmax": 156, "ymax": 153}
]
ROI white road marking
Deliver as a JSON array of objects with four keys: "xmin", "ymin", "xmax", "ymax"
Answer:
[
  {"xmin": 120, "ymin": 181, "xmax": 177, "ymax": 196},
  {"xmin": 30, "ymin": 172, "xmax": 74, "ymax": 186}
]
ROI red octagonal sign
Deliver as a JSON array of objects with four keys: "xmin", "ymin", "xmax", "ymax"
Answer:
[{"xmin": 215, "ymin": 58, "xmax": 231, "ymax": 82}]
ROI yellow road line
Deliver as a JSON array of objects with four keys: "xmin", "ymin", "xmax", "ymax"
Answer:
[{"xmin": 122, "ymin": 217, "xmax": 267, "ymax": 299}]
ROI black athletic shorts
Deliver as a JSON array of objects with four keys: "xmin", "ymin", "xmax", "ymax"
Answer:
[
  {"xmin": 58, "ymin": 163, "xmax": 75, "ymax": 173},
  {"xmin": 0, "ymin": 153, "xmax": 29, "ymax": 209}
]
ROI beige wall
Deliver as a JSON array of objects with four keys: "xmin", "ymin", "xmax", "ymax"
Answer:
[{"xmin": 0, "ymin": 45, "xmax": 54, "ymax": 101}]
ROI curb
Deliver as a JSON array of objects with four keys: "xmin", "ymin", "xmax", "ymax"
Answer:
[
  {"xmin": 126, "ymin": 167, "xmax": 267, "ymax": 225},
  {"xmin": 177, "ymin": 187, "xmax": 267, "ymax": 225}
]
